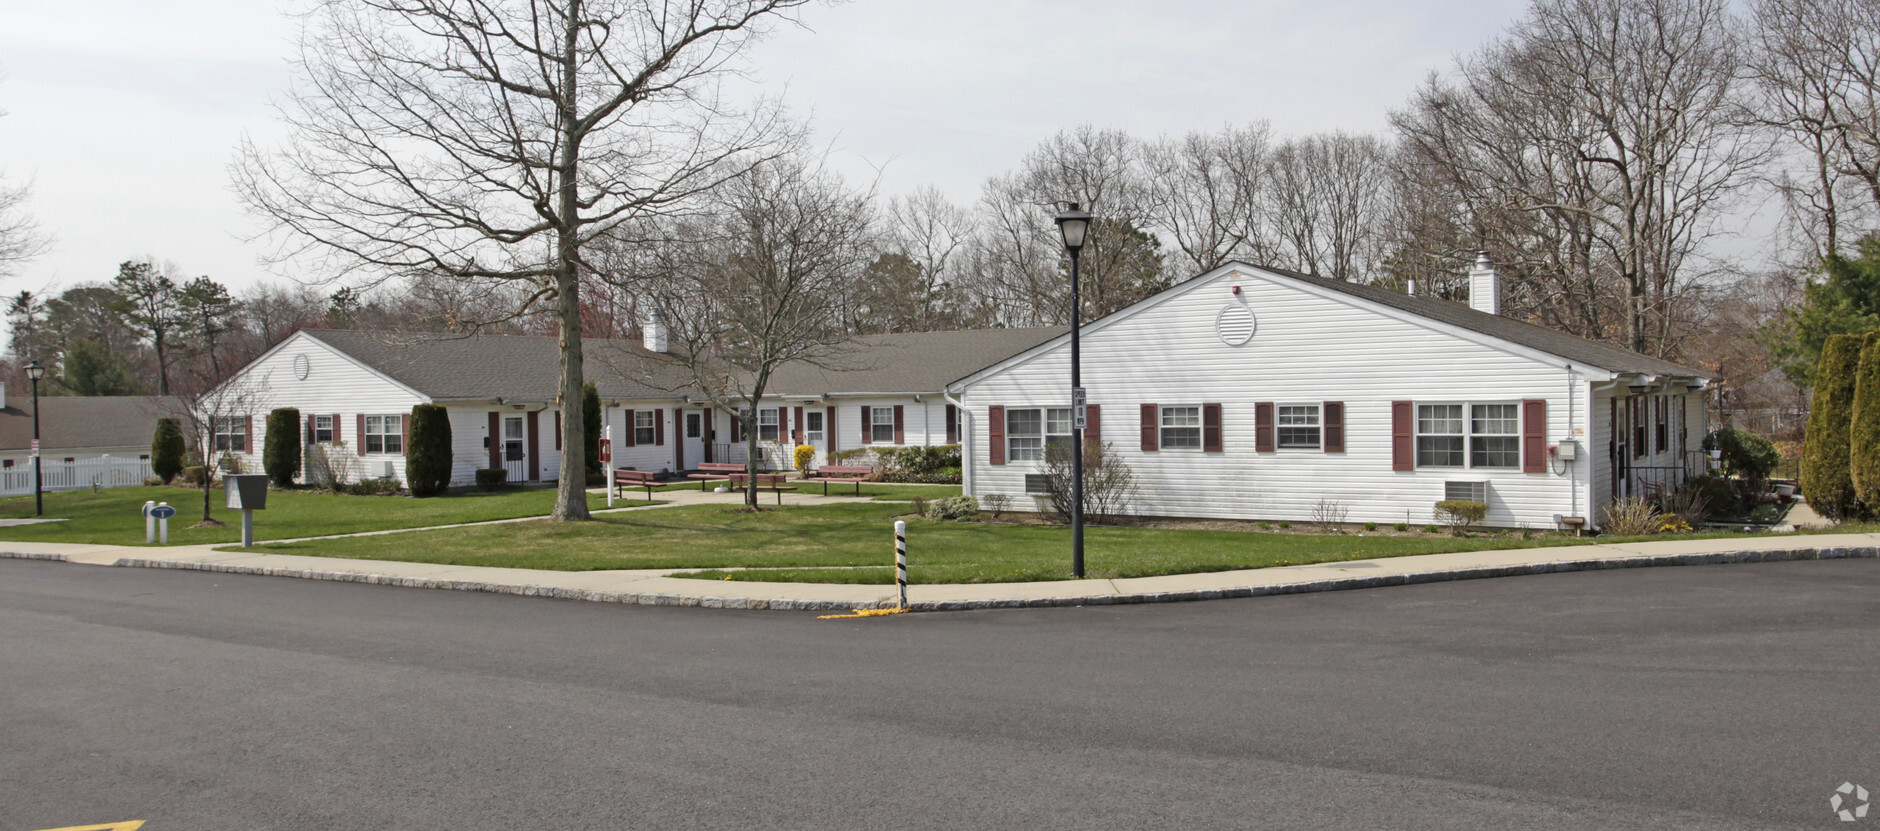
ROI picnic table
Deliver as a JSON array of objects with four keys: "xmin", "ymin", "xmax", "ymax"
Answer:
[{"xmin": 802, "ymin": 465, "xmax": 874, "ymax": 496}]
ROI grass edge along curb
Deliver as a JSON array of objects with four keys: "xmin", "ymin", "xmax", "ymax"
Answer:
[{"xmin": 2, "ymin": 544, "xmax": 1873, "ymax": 612}]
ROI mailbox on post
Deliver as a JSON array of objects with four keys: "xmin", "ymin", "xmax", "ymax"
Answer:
[{"xmin": 224, "ymin": 474, "xmax": 270, "ymax": 547}]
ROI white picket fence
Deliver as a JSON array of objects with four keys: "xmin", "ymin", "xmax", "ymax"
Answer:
[{"xmin": 1, "ymin": 455, "xmax": 154, "ymax": 497}]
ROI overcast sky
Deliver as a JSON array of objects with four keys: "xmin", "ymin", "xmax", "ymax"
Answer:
[{"xmin": 0, "ymin": 0, "xmax": 1530, "ymax": 295}]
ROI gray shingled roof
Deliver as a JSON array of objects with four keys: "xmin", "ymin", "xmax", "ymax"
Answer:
[
  {"xmin": 763, "ymin": 328, "xmax": 1065, "ymax": 396},
  {"xmin": 299, "ymin": 327, "xmax": 1065, "ymax": 401},
  {"xmin": 0, "ymin": 396, "xmax": 181, "ymax": 452},
  {"xmin": 300, "ymin": 330, "xmax": 703, "ymax": 401},
  {"xmin": 1263, "ymin": 265, "xmax": 1709, "ymax": 378}
]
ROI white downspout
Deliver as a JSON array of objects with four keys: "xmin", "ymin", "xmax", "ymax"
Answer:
[
  {"xmin": 1565, "ymin": 365, "xmax": 1578, "ymax": 520},
  {"xmin": 944, "ymin": 389, "xmax": 970, "ymax": 495}
]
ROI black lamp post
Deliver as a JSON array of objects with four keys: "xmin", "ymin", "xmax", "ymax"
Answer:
[
  {"xmin": 1054, "ymin": 202, "xmax": 1092, "ymax": 579},
  {"xmin": 24, "ymin": 360, "xmax": 46, "ymax": 517}
]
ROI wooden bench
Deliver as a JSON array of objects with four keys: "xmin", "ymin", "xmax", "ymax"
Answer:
[
  {"xmin": 803, "ymin": 465, "xmax": 874, "ymax": 496},
  {"xmin": 727, "ymin": 473, "xmax": 792, "ymax": 505},
  {"xmin": 687, "ymin": 462, "xmax": 748, "ymax": 491},
  {"xmin": 612, "ymin": 469, "xmax": 661, "ymax": 500}
]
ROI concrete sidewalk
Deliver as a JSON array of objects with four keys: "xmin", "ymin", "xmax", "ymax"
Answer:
[{"xmin": 4, "ymin": 525, "xmax": 1876, "ymax": 612}]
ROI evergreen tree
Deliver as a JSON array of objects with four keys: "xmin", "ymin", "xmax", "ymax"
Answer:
[
  {"xmin": 151, "ymin": 417, "xmax": 185, "ymax": 484},
  {"xmin": 1801, "ymin": 332, "xmax": 1865, "ymax": 519},
  {"xmin": 405, "ymin": 404, "xmax": 453, "ymax": 496},
  {"xmin": 111, "ymin": 260, "xmax": 182, "ymax": 395},
  {"xmin": 264, "ymin": 408, "xmax": 302, "ymax": 487},
  {"xmin": 176, "ymin": 277, "xmax": 237, "ymax": 378},
  {"xmin": 1762, "ymin": 234, "xmax": 1880, "ymax": 385},
  {"xmin": 56, "ymin": 338, "xmax": 144, "ymax": 396}
]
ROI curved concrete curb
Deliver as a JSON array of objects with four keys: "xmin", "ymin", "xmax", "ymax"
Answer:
[{"xmin": 5, "ymin": 544, "xmax": 1875, "ymax": 612}]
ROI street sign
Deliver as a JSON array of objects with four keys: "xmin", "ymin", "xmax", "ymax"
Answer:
[
  {"xmin": 148, "ymin": 505, "xmax": 177, "ymax": 520},
  {"xmin": 1072, "ymin": 387, "xmax": 1088, "ymax": 430},
  {"xmin": 30, "ymin": 439, "xmax": 38, "ymax": 457}
]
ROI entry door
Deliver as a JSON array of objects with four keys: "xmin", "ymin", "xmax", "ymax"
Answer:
[
  {"xmin": 503, "ymin": 416, "xmax": 527, "ymax": 482},
  {"xmin": 804, "ymin": 410, "xmax": 827, "ymax": 466},
  {"xmin": 683, "ymin": 411, "xmax": 706, "ymax": 471}
]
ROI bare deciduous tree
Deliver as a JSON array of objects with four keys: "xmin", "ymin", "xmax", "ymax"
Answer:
[{"xmin": 234, "ymin": 0, "xmax": 806, "ymax": 520}]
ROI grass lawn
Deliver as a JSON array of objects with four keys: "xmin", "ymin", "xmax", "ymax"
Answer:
[
  {"xmin": 640, "ymin": 481, "xmax": 961, "ymax": 501},
  {"xmin": 0, "ymin": 486, "xmax": 645, "ymax": 547},
  {"xmin": 233, "ymin": 500, "xmax": 1760, "ymax": 583}
]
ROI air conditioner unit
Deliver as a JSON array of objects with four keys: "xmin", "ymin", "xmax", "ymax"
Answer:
[
  {"xmin": 381, "ymin": 460, "xmax": 396, "ymax": 479},
  {"xmin": 1445, "ymin": 481, "xmax": 1488, "ymax": 503}
]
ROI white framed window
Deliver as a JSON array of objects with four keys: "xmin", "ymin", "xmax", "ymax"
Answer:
[
  {"xmin": 1276, "ymin": 405, "xmax": 1321, "ymax": 449},
  {"xmin": 635, "ymin": 410, "xmax": 657, "ymax": 445},
  {"xmin": 363, "ymin": 414, "xmax": 404, "ymax": 454},
  {"xmin": 213, "ymin": 416, "xmax": 247, "ymax": 452},
  {"xmin": 1417, "ymin": 404, "xmax": 1465, "ymax": 467},
  {"xmin": 1160, "ymin": 405, "xmax": 1202, "ymax": 449},
  {"xmin": 1004, "ymin": 407, "xmax": 1072, "ymax": 462},
  {"xmin": 759, "ymin": 408, "xmax": 780, "ymax": 442},
  {"xmin": 312, "ymin": 414, "xmax": 334, "ymax": 444},
  {"xmin": 1469, "ymin": 404, "xmax": 1520, "ymax": 469},
  {"xmin": 871, "ymin": 407, "xmax": 895, "ymax": 443}
]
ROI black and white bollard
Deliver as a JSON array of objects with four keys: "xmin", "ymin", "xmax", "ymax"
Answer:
[{"xmin": 894, "ymin": 519, "xmax": 908, "ymax": 609}]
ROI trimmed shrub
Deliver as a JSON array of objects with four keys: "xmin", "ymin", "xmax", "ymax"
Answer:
[
  {"xmin": 151, "ymin": 417, "xmax": 185, "ymax": 483},
  {"xmin": 339, "ymin": 476, "xmax": 402, "ymax": 496},
  {"xmin": 1851, "ymin": 332, "xmax": 1880, "ymax": 513},
  {"xmin": 876, "ymin": 445, "xmax": 962, "ymax": 483},
  {"xmin": 924, "ymin": 495, "xmax": 979, "ymax": 521},
  {"xmin": 1802, "ymin": 332, "xmax": 1865, "ymax": 519},
  {"xmin": 1435, "ymin": 499, "xmax": 1487, "ymax": 535},
  {"xmin": 264, "ymin": 408, "xmax": 301, "ymax": 487},
  {"xmin": 405, "ymin": 404, "xmax": 453, "ymax": 497},
  {"xmin": 582, "ymin": 381, "xmax": 602, "ymax": 481},
  {"xmin": 1704, "ymin": 427, "xmax": 1781, "ymax": 482},
  {"xmin": 475, "ymin": 468, "xmax": 508, "ymax": 491}
]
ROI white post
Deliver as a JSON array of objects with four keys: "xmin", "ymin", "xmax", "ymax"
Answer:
[
  {"xmin": 157, "ymin": 502, "xmax": 170, "ymax": 544},
  {"xmin": 604, "ymin": 425, "xmax": 615, "ymax": 507},
  {"xmin": 144, "ymin": 500, "xmax": 156, "ymax": 544},
  {"xmin": 894, "ymin": 519, "xmax": 908, "ymax": 609}
]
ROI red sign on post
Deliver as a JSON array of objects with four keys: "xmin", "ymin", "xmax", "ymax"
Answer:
[
  {"xmin": 30, "ymin": 439, "xmax": 38, "ymax": 457},
  {"xmin": 599, "ymin": 438, "xmax": 611, "ymax": 463}
]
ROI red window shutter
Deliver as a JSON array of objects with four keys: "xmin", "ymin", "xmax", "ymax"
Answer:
[
  {"xmin": 244, "ymin": 415, "xmax": 253, "ymax": 453},
  {"xmin": 945, "ymin": 404, "xmax": 958, "ymax": 445},
  {"xmin": 893, "ymin": 405, "xmax": 905, "ymax": 444},
  {"xmin": 526, "ymin": 410, "xmax": 540, "ymax": 481},
  {"xmin": 624, "ymin": 409, "xmax": 636, "ymax": 447},
  {"xmin": 794, "ymin": 406, "xmax": 805, "ymax": 444},
  {"xmin": 1522, "ymin": 398, "xmax": 1547, "ymax": 473},
  {"xmin": 1254, "ymin": 403, "xmax": 1274, "ymax": 452},
  {"xmin": 1391, "ymin": 401, "xmax": 1413, "ymax": 471},
  {"xmin": 1084, "ymin": 404, "xmax": 1101, "ymax": 451},
  {"xmin": 1323, "ymin": 401, "xmax": 1345, "ymax": 452},
  {"xmin": 402, "ymin": 412, "xmax": 411, "ymax": 456},
  {"xmin": 487, "ymin": 412, "xmax": 500, "ymax": 468},
  {"xmin": 333, "ymin": 413, "xmax": 343, "ymax": 443},
  {"xmin": 1204, "ymin": 403, "xmax": 1224, "ymax": 452},
  {"xmin": 860, "ymin": 406, "xmax": 872, "ymax": 444},
  {"xmin": 356, "ymin": 414, "xmax": 367, "ymax": 456},
  {"xmin": 826, "ymin": 406, "xmax": 836, "ymax": 452},
  {"xmin": 655, "ymin": 408, "xmax": 666, "ymax": 446},
  {"xmin": 1140, "ymin": 404, "xmax": 1159, "ymax": 451},
  {"xmin": 988, "ymin": 405, "xmax": 1006, "ymax": 465}
]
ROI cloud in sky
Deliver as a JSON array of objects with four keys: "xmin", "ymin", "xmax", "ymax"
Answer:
[{"xmin": 0, "ymin": 0, "xmax": 1527, "ymax": 296}]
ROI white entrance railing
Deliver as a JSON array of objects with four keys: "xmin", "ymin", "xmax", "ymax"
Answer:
[
  {"xmin": 503, "ymin": 458, "xmax": 527, "ymax": 483},
  {"xmin": 2, "ymin": 455, "xmax": 154, "ymax": 496}
]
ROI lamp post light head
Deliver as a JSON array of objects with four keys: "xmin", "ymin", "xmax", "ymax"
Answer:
[
  {"xmin": 24, "ymin": 360, "xmax": 45, "ymax": 382},
  {"xmin": 1054, "ymin": 202, "xmax": 1093, "ymax": 253}
]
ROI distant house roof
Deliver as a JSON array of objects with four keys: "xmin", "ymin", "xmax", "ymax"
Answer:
[
  {"xmin": 0, "ymin": 396, "xmax": 180, "ymax": 453},
  {"xmin": 297, "ymin": 327, "xmax": 1066, "ymax": 402},
  {"xmin": 764, "ymin": 328, "xmax": 1066, "ymax": 396},
  {"xmin": 1263, "ymin": 265, "xmax": 1710, "ymax": 378}
]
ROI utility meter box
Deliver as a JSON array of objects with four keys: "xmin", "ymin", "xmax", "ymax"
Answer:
[
  {"xmin": 1553, "ymin": 439, "xmax": 1580, "ymax": 461},
  {"xmin": 225, "ymin": 474, "xmax": 271, "ymax": 511}
]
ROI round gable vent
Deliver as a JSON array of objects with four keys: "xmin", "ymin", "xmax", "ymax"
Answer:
[
  {"xmin": 293, "ymin": 354, "xmax": 311, "ymax": 380},
  {"xmin": 1217, "ymin": 304, "xmax": 1256, "ymax": 346}
]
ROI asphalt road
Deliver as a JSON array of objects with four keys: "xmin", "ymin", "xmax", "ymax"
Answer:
[{"xmin": 2, "ymin": 558, "xmax": 1876, "ymax": 831}]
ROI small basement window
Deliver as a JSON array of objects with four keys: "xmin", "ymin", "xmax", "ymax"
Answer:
[
  {"xmin": 1445, "ymin": 481, "xmax": 1488, "ymax": 503},
  {"xmin": 1024, "ymin": 474, "xmax": 1050, "ymax": 494}
]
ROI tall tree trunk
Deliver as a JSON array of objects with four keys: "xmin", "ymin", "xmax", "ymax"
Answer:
[{"xmin": 550, "ymin": 1, "xmax": 591, "ymax": 522}]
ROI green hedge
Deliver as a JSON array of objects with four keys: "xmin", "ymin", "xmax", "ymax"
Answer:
[
  {"xmin": 151, "ymin": 417, "xmax": 185, "ymax": 483},
  {"xmin": 264, "ymin": 408, "xmax": 301, "ymax": 487},
  {"xmin": 1802, "ymin": 332, "xmax": 1865, "ymax": 519},
  {"xmin": 1852, "ymin": 333, "xmax": 1880, "ymax": 514},
  {"xmin": 406, "ymin": 404, "xmax": 453, "ymax": 497}
]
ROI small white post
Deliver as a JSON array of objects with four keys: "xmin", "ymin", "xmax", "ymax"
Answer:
[
  {"xmin": 157, "ymin": 502, "xmax": 170, "ymax": 544},
  {"xmin": 894, "ymin": 519, "xmax": 908, "ymax": 609},
  {"xmin": 241, "ymin": 509, "xmax": 255, "ymax": 547},
  {"xmin": 604, "ymin": 425, "xmax": 615, "ymax": 507},
  {"xmin": 144, "ymin": 500, "xmax": 156, "ymax": 544}
]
